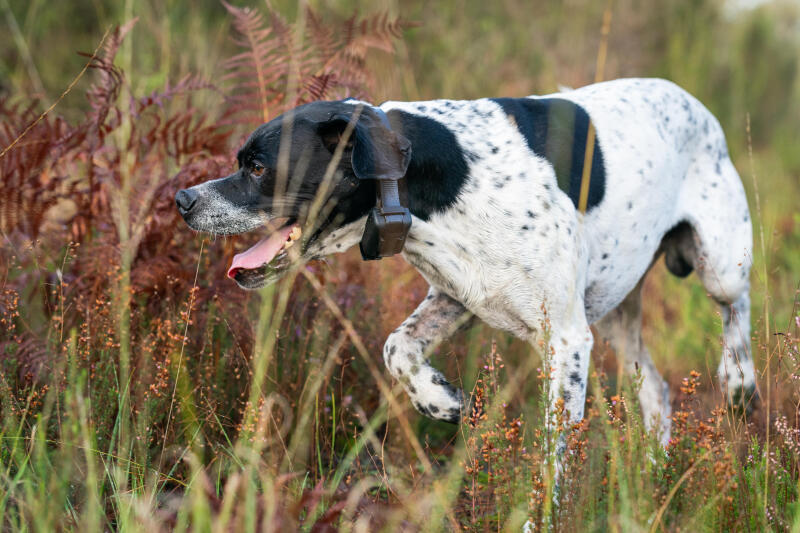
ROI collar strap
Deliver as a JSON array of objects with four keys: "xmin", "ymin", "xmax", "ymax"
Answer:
[{"xmin": 359, "ymin": 107, "xmax": 412, "ymax": 261}]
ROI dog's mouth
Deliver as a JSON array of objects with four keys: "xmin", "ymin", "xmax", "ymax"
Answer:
[{"xmin": 227, "ymin": 218, "xmax": 303, "ymax": 280}]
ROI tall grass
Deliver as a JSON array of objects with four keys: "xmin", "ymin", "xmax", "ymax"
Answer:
[{"xmin": 1, "ymin": 0, "xmax": 799, "ymax": 531}]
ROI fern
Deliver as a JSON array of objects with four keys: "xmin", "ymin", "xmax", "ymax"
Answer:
[
  {"xmin": 222, "ymin": 2, "xmax": 413, "ymax": 128},
  {"xmin": 221, "ymin": 1, "xmax": 291, "ymax": 126},
  {"xmin": 0, "ymin": 5, "xmax": 408, "ymax": 439},
  {"xmin": 0, "ymin": 98, "xmax": 80, "ymax": 240},
  {"xmin": 308, "ymin": 9, "xmax": 413, "ymax": 91}
]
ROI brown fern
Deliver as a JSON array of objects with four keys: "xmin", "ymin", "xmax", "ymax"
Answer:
[
  {"xmin": 307, "ymin": 9, "xmax": 416, "ymax": 94},
  {"xmin": 305, "ymin": 73, "xmax": 337, "ymax": 101},
  {"xmin": 222, "ymin": 2, "xmax": 413, "ymax": 128},
  {"xmin": 0, "ymin": 5, "xmax": 408, "ymax": 448},
  {"xmin": 221, "ymin": 1, "xmax": 294, "ymax": 126},
  {"xmin": 0, "ymin": 98, "xmax": 83, "ymax": 241}
]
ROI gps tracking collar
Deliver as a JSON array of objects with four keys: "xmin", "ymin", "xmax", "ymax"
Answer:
[{"xmin": 358, "ymin": 107, "xmax": 413, "ymax": 261}]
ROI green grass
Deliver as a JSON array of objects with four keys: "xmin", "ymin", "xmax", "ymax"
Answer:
[{"xmin": 1, "ymin": 0, "xmax": 800, "ymax": 531}]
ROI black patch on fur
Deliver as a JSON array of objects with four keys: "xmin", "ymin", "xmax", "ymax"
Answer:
[
  {"xmin": 386, "ymin": 110, "xmax": 470, "ymax": 221},
  {"xmin": 491, "ymin": 97, "xmax": 606, "ymax": 211}
]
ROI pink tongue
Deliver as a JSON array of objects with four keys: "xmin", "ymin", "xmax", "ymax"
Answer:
[{"xmin": 227, "ymin": 224, "xmax": 297, "ymax": 278}]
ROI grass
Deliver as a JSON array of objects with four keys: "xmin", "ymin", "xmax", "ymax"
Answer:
[{"xmin": 1, "ymin": 0, "xmax": 800, "ymax": 531}]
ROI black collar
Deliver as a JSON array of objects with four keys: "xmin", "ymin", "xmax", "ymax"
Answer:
[{"xmin": 358, "ymin": 107, "xmax": 413, "ymax": 260}]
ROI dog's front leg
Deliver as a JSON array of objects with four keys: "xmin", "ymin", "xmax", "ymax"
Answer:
[
  {"xmin": 541, "ymin": 309, "xmax": 594, "ymax": 463},
  {"xmin": 383, "ymin": 287, "xmax": 471, "ymax": 423}
]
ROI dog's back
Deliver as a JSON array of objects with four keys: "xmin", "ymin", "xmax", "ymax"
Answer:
[
  {"xmin": 382, "ymin": 78, "xmax": 751, "ymax": 324},
  {"xmin": 550, "ymin": 78, "xmax": 751, "ymax": 321}
]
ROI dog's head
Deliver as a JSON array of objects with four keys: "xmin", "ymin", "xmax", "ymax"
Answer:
[{"xmin": 175, "ymin": 100, "xmax": 411, "ymax": 289}]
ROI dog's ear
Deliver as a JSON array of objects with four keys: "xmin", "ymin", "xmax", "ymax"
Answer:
[{"xmin": 318, "ymin": 111, "xmax": 412, "ymax": 181}]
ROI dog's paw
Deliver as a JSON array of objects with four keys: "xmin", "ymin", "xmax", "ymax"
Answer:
[{"xmin": 409, "ymin": 371, "xmax": 464, "ymax": 423}]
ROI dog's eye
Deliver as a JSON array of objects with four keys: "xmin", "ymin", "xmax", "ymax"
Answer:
[{"xmin": 251, "ymin": 162, "xmax": 265, "ymax": 178}]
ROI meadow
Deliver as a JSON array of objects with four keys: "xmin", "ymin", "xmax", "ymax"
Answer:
[{"xmin": 1, "ymin": 0, "xmax": 799, "ymax": 530}]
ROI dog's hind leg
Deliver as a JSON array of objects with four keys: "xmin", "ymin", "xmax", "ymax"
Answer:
[
  {"xmin": 676, "ymin": 149, "xmax": 757, "ymax": 410},
  {"xmin": 596, "ymin": 279, "xmax": 671, "ymax": 446},
  {"xmin": 383, "ymin": 287, "xmax": 472, "ymax": 422},
  {"xmin": 717, "ymin": 289, "xmax": 757, "ymax": 410}
]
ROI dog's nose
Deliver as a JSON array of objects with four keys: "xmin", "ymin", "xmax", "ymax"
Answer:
[{"xmin": 175, "ymin": 188, "xmax": 198, "ymax": 215}]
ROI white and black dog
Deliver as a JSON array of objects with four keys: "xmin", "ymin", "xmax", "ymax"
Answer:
[{"xmin": 176, "ymin": 78, "xmax": 756, "ymax": 445}]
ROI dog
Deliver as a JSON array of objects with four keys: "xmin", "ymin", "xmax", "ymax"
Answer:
[{"xmin": 176, "ymin": 78, "xmax": 756, "ymax": 446}]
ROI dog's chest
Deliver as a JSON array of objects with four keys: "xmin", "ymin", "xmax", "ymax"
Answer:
[
  {"xmin": 402, "ymin": 189, "xmax": 583, "ymax": 338},
  {"xmin": 403, "ymin": 243, "xmax": 536, "ymax": 337}
]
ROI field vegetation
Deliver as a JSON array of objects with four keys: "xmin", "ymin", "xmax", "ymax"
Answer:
[{"xmin": 1, "ymin": 0, "xmax": 799, "ymax": 530}]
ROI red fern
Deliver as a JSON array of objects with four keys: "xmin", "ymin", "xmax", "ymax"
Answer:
[
  {"xmin": 307, "ymin": 9, "xmax": 415, "ymax": 93},
  {"xmin": 134, "ymin": 74, "xmax": 217, "ymax": 114},
  {"xmin": 221, "ymin": 2, "xmax": 413, "ymax": 128},
  {"xmin": 221, "ymin": 1, "xmax": 293, "ymax": 126},
  {"xmin": 0, "ymin": 5, "xmax": 408, "ymax": 444},
  {"xmin": 305, "ymin": 73, "xmax": 337, "ymax": 101}
]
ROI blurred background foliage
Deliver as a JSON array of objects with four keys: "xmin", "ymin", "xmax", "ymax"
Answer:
[{"xmin": 3, "ymin": 0, "xmax": 799, "ymax": 154}]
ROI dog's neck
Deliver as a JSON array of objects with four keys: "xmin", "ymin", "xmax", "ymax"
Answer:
[
  {"xmin": 384, "ymin": 109, "xmax": 469, "ymax": 222},
  {"xmin": 308, "ymin": 107, "xmax": 470, "ymax": 259}
]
